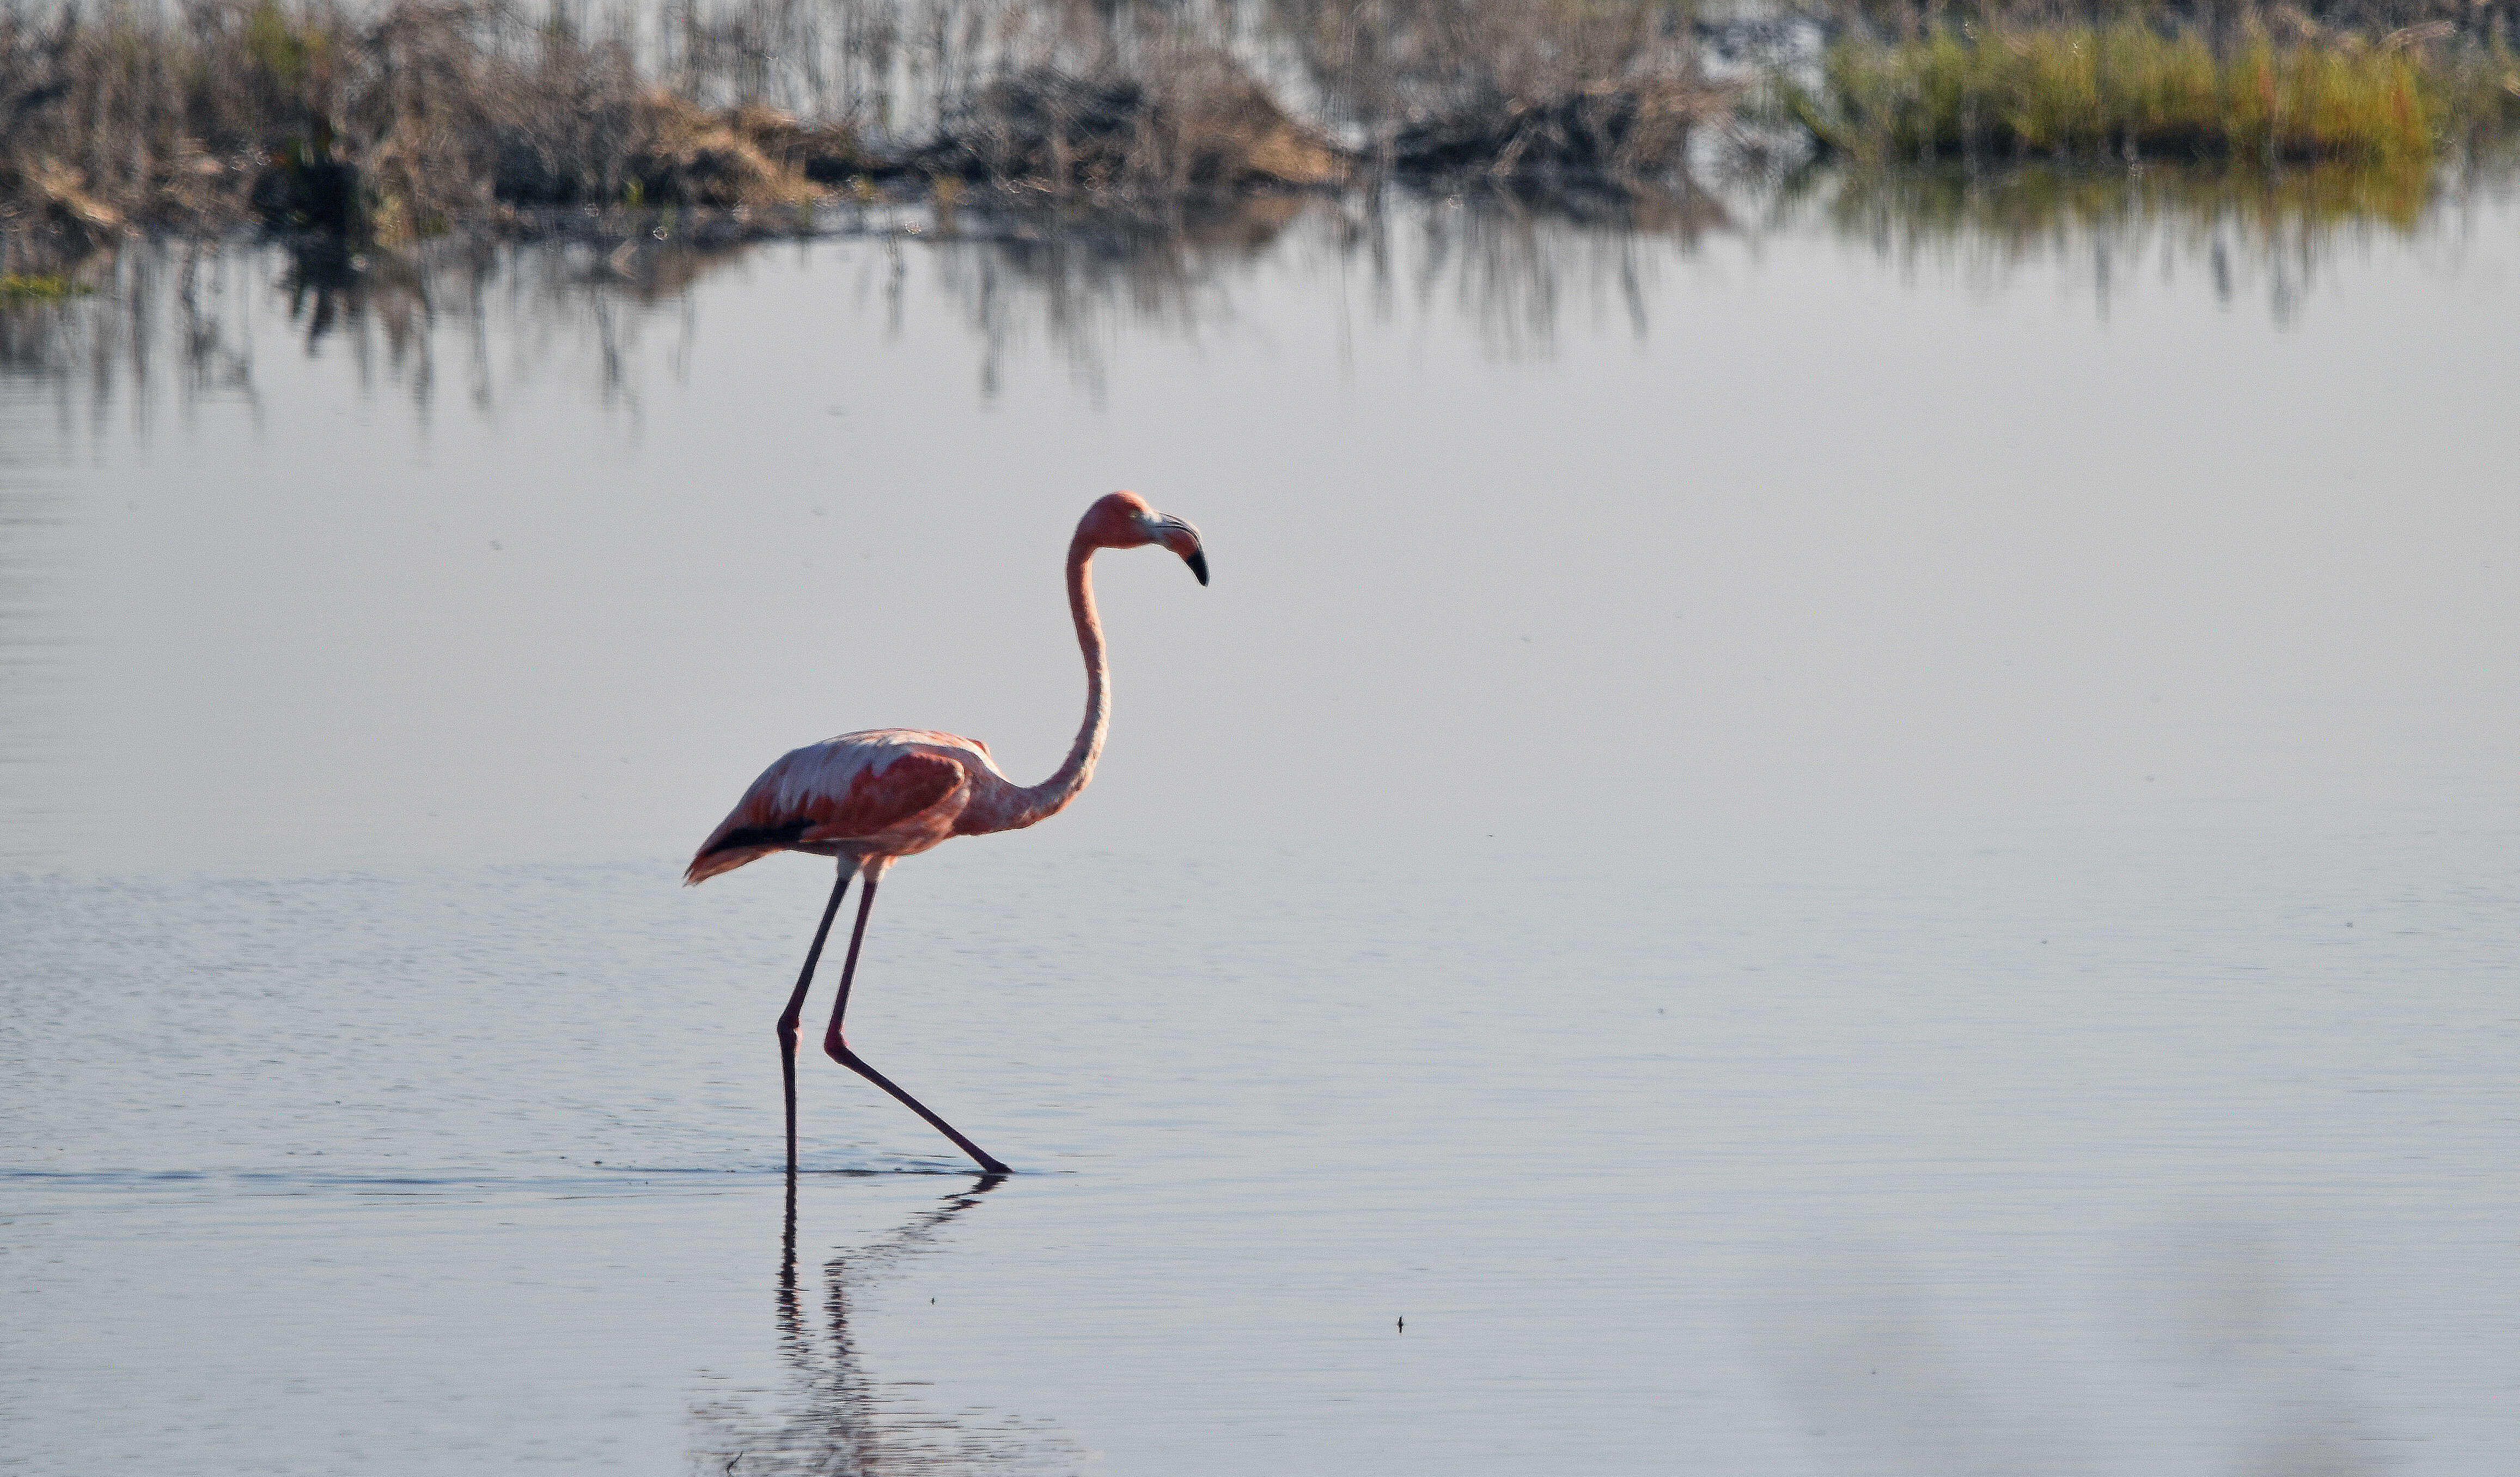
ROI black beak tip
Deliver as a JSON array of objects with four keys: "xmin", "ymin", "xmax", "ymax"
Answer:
[{"xmin": 1186, "ymin": 550, "xmax": 1209, "ymax": 586}]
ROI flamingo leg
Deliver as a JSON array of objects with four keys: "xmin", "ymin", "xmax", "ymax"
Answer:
[
  {"xmin": 778, "ymin": 866, "xmax": 853, "ymax": 1177},
  {"xmin": 822, "ymin": 877, "xmax": 1011, "ymax": 1174}
]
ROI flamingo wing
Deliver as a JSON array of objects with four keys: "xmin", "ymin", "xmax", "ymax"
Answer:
[{"xmin": 685, "ymin": 742, "xmax": 967, "ymax": 884}]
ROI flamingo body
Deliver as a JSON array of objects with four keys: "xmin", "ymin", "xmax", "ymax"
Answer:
[{"xmin": 685, "ymin": 730, "xmax": 1027, "ymax": 885}]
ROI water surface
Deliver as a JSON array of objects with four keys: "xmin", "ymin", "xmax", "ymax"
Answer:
[{"xmin": 4, "ymin": 176, "xmax": 2515, "ymax": 1472}]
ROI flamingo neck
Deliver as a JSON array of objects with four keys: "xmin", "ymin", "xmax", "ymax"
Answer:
[{"xmin": 1017, "ymin": 535, "xmax": 1109, "ymax": 826}]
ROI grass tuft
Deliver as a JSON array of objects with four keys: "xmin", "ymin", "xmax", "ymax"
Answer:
[{"xmin": 1803, "ymin": 19, "xmax": 2517, "ymax": 165}]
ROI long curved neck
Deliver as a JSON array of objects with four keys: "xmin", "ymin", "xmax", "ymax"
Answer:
[{"xmin": 1016, "ymin": 535, "xmax": 1109, "ymax": 825}]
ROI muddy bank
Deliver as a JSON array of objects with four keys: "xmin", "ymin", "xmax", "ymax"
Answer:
[{"xmin": 0, "ymin": 0, "xmax": 1728, "ymax": 268}]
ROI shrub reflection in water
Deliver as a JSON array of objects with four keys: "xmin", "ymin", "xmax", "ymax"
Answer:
[{"xmin": 1, "ymin": 154, "xmax": 2495, "ymax": 422}]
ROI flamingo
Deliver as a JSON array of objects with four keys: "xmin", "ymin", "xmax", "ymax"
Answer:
[{"xmin": 687, "ymin": 491, "xmax": 1208, "ymax": 1175}]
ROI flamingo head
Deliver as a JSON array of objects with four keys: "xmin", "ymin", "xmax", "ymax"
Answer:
[{"xmin": 1080, "ymin": 490, "xmax": 1207, "ymax": 586}]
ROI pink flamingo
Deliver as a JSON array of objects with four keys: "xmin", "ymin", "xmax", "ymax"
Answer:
[{"xmin": 687, "ymin": 492, "xmax": 1208, "ymax": 1175}]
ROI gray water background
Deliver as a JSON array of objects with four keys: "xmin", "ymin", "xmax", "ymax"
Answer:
[{"xmin": 4, "ymin": 178, "xmax": 2516, "ymax": 1472}]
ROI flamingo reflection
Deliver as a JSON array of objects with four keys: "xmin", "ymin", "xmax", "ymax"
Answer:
[{"xmin": 693, "ymin": 1175, "xmax": 1076, "ymax": 1474}]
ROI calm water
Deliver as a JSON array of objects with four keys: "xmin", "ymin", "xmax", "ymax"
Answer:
[{"xmin": 4, "ymin": 175, "xmax": 2516, "ymax": 1473}]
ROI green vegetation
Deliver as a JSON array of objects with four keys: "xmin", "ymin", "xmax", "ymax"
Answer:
[{"xmin": 1799, "ymin": 20, "xmax": 2520, "ymax": 165}]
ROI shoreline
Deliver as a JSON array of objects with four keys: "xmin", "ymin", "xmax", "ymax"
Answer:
[{"xmin": 5, "ymin": 0, "xmax": 2516, "ymax": 277}]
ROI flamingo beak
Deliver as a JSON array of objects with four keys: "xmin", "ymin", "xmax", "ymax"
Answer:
[{"xmin": 1150, "ymin": 514, "xmax": 1207, "ymax": 585}]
